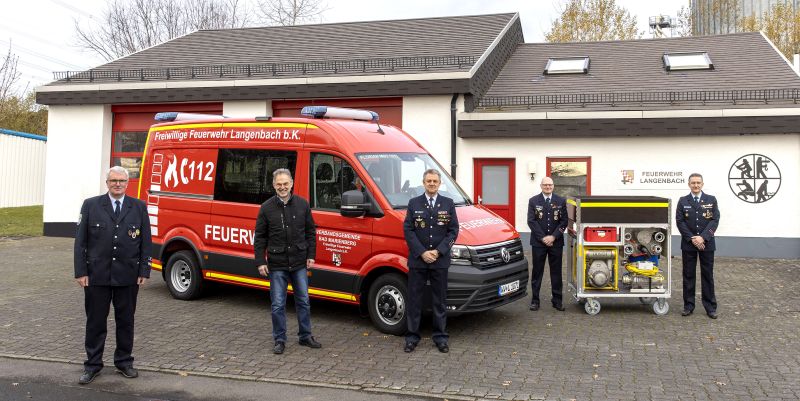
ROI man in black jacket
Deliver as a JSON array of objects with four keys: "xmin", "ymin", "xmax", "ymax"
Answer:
[
  {"xmin": 254, "ymin": 168, "xmax": 320, "ymax": 354},
  {"xmin": 527, "ymin": 177, "xmax": 568, "ymax": 311},
  {"xmin": 74, "ymin": 166, "xmax": 151, "ymax": 384}
]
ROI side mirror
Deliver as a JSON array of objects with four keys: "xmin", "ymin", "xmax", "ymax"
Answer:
[{"xmin": 341, "ymin": 190, "xmax": 368, "ymax": 217}]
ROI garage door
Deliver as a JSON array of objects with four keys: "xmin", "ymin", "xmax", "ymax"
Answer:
[
  {"xmin": 272, "ymin": 98, "xmax": 402, "ymax": 128},
  {"xmin": 111, "ymin": 103, "xmax": 223, "ymax": 197}
]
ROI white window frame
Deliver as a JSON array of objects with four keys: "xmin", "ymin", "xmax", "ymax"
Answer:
[
  {"xmin": 543, "ymin": 57, "xmax": 590, "ymax": 75},
  {"xmin": 663, "ymin": 52, "xmax": 714, "ymax": 71}
]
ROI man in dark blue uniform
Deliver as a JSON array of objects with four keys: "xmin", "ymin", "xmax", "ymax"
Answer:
[
  {"xmin": 526, "ymin": 177, "xmax": 568, "ymax": 311},
  {"xmin": 74, "ymin": 166, "xmax": 151, "ymax": 384},
  {"xmin": 402, "ymin": 169, "xmax": 459, "ymax": 353},
  {"xmin": 676, "ymin": 173, "xmax": 720, "ymax": 319}
]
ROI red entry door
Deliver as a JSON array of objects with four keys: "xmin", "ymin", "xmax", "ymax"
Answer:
[{"xmin": 474, "ymin": 158, "xmax": 516, "ymax": 224}]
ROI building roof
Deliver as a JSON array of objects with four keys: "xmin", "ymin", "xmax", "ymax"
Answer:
[
  {"xmin": 478, "ymin": 32, "xmax": 800, "ymax": 110},
  {"xmin": 51, "ymin": 13, "xmax": 517, "ymax": 83}
]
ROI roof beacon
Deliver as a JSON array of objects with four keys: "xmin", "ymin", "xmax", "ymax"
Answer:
[
  {"xmin": 154, "ymin": 112, "xmax": 228, "ymax": 122},
  {"xmin": 301, "ymin": 106, "xmax": 379, "ymax": 122}
]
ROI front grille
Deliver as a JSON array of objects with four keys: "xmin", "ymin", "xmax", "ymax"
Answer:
[{"xmin": 471, "ymin": 239, "xmax": 525, "ymax": 269}]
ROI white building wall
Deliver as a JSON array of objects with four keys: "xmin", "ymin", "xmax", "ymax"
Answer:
[
  {"xmin": 0, "ymin": 133, "xmax": 47, "ymax": 207},
  {"xmin": 223, "ymin": 100, "xmax": 272, "ymax": 118},
  {"xmin": 402, "ymin": 95, "xmax": 455, "ymax": 174},
  {"xmin": 457, "ymin": 134, "xmax": 800, "ymax": 241},
  {"xmin": 43, "ymin": 105, "xmax": 112, "ymax": 224}
]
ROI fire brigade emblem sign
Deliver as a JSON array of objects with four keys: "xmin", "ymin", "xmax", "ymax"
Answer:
[
  {"xmin": 620, "ymin": 170, "xmax": 634, "ymax": 185},
  {"xmin": 332, "ymin": 253, "xmax": 342, "ymax": 267},
  {"xmin": 728, "ymin": 154, "xmax": 781, "ymax": 204}
]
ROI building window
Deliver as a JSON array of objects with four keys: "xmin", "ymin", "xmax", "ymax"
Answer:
[
  {"xmin": 663, "ymin": 52, "xmax": 713, "ymax": 71},
  {"xmin": 543, "ymin": 57, "xmax": 590, "ymax": 75},
  {"xmin": 111, "ymin": 131, "xmax": 147, "ymax": 179},
  {"xmin": 214, "ymin": 149, "xmax": 297, "ymax": 205},
  {"xmin": 546, "ymin": 157, "xmax": 591, "ymax": 198},
  {"xmin": 309, "ymin": 153, "xmax": 364, "ymax": 210}
]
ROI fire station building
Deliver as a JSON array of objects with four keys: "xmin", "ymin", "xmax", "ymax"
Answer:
[{"xmin": 36, "ymin": 13, "xmax": 800, "ymax": 258}]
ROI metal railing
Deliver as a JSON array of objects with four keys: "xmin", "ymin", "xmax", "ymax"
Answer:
[
  {"xmin": 476, "ymin": 89, "xmax": 800, "ymax": 109},
  {"xmin": 52, "ymin": 55, "xmax": 476, "ymax": 83}
]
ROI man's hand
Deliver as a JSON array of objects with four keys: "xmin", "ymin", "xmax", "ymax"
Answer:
[
  {"xmin": 306, "ymin": 259, "xmax": 315, "ymax": 268},
  {"xmin": 421, "ymin": 250, "xmax": 438, "ymax": 264},
  {"xmin": 691, "ymin": 235, "xmax": 705, "ymax": 250},
  {"xmin": 257, "ymin": 265, "xmax": 269, "ymax": 277},
  {"xmin": 137, "ymin": 277, "xmax": 149, "ymax": 286},
  {"xmin": 76, "ymin": 276, "xmax": 89, "ymax": 287},
  {"xmin": 542, "ymin": 235, "xmax": 556, "ymax": 247}
]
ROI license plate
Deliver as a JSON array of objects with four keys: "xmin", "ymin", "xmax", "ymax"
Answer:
[{"xmin": 498, "ymin": 280, "xmax": 520, "ymax": 296}]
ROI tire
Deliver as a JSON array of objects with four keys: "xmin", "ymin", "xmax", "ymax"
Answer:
[
  {"xmin": 584, "ymin": 298, "xmax": 601, "ymax": 316},
  {"xmin": 367, "ymin": 273, "xmax": 408, "ymax": 336},
  {"xmin": 165, "ymin": 250, "xmax": 203, "ymax": 300},
  {"xmin": 652, "ymin": 299, "xmax": 669, "ymax": 316}
]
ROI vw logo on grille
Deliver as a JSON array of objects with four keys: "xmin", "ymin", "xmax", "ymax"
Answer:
[{"xmin": 500, "ymin": 247, "xmax": 510, "ymax": 263}]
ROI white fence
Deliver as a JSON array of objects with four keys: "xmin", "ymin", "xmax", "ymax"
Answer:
[{"xmin": 0, "ymin": 129, "xmax": 47, "ymax": 208}]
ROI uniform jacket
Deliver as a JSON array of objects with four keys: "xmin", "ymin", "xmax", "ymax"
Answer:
[
  {"xmin": 676, "ymin": 192, "xmax": 720, "ymax": 252},
  {"xmin": 527, "ymin": 193, "xmax": 568, "ymax": 248},
  {"xmin": 403, "ymin": 194, "xmax": 460, "ymax": 269},
  {"xmin": 253, "ymin": 195, "xmax": 316, "ymax": 271},
  {"xmin": 74, "ymin": 194, "xmax": 152, "ymax": 286}
]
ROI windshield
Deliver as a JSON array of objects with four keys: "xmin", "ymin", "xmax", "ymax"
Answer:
[{"xmin": 357, "ymin": 153, "xmax": 470, "ymax": 209}]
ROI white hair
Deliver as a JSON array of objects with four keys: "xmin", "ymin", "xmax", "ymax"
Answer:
[{"xmin": 106, "ymin": 166, "xmax": 129, "ymax": 180}]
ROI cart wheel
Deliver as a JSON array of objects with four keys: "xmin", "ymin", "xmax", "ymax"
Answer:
[
  {"xmin": 652, "ymin": 299, "xmax": 669, "ymax": 316},
  {"xmin": 639, "ymin": 297, "xmax": 655, "ymax": 305},
  {"xmin": 584, "ymin": 298, "xmax": 601, "ymax": 315}
]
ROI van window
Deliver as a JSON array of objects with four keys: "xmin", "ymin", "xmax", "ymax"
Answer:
[
  {"xmin": 309, "ymin": 153, "xmax": 364, "ymax": 210},
  {"xmin": 214, "ymin": 149, "xmax": 297, "ymax": 204},
  {"xmin": 357, "ymin": 152, "xmax": 469, "ymax": 209}
]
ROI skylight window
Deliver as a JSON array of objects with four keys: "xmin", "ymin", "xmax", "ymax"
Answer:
[
  {"xmin": 663, "ymin": 52, "xmax": 713, "ymax": 71},
  {"xmin": 544, "ymin": 57, "xmax": 590, "ymax": 75}
]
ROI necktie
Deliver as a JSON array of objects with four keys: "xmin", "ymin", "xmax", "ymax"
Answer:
[
  {"xmin": 694, "ymin": 196, "xmax": 699, "ymax": 203},
  {"xmin": 429, "ymin": 197, "xmax": 434, "ymax": 208},
  {"xmin": 114, "ymin": 200, "xmax": 121, "ymax": 217},
  {"xmin": 545, "ymin": 197, "xmax": 551, "ymax": 205}
]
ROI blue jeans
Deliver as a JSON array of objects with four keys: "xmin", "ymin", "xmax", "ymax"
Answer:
[{"xmin": 269, "ymin": 268, "xmax": 312, "ymax": 343}]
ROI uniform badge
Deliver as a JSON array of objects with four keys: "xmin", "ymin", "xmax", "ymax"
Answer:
[
  {"xmin": 128, "ymin": 226, "xmax": 140, "ymax": 239},
  {"xmin": 420, "ymin": 221, "xmax": 426, "ymax": 228},
  {"xmin": 703, "ymin": 210, "xmax": 713, "ymax": 219},
  {"xmin": 553, "ymin": 210, "xmax": 560, "ymax": 221}
]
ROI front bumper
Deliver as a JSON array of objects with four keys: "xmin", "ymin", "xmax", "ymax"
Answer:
[{"xmin": 444, "ymin": 257, "xmax": 529, "ymax": 314}]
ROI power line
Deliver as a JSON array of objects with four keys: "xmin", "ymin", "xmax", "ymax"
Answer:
[
  {"xmin": 0, "ymin": 40, "xmax": 88, "ymax": 70},
  {"xmin": 46, "ymin": 0, "xmax": 97, "ymax": 20}
]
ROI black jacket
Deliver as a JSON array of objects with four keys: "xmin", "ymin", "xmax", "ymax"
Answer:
[
  {"xmin": 676, "ymin": 192, "xmax": 720, "ymax": 252},
  {"xmin": 402, "ymin": 194, "xmax": 459, "ymax": 269},
  {"xmin": 74, "ymin": 194, "xmax": 152, "ymax": 286},
  {"xmin": 527, "ymin": 193, "xmax": 568, "ymax": 248},
  {"xmin": 253, "ymin": 195, "xmax": 316, "ymax": 271}
]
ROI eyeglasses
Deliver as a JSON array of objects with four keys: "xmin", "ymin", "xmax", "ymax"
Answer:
[{"xmin": 107, "ymin": 179, "xmax": 128, "ymax": 184}]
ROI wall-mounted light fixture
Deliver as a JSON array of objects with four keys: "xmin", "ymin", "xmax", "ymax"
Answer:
[{"xmin": 527, "ymin": 161, "xmax": 538, "ymax": 181}]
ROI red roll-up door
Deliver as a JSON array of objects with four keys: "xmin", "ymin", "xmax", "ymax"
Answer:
[
  {"xmin": 272, "ymin": 98, "xmax": 402, "ymax": 128},
  {"xmin": 111, "ymin": 103, "xmax": 223, "ymax": 197}
]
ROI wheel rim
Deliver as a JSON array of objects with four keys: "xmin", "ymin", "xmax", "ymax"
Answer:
[
  {"xmin": 375, "ymin": 284, "xmax": 405, "ymax": 326},
  {"xmin": 170, "ymin": 260, "xmax": 192, "ymax": 292},
  {"xmin": 653, "ymin": 299, "xmax": 669, "ymax": 315},
  {"xmin": 585, "ymin": 299, "xmax": 600, "ymax": 315}
]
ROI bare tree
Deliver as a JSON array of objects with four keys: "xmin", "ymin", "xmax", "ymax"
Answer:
[
  {"xmin": 545, "ymin": 0, "xmax": 642, "ymax": 43},
  {"xmin": 256, "ymin": 0, "xmax": 326, "ymax": 26},
  {"xmin": 75, "ymin": 0, "xmax": 253, "ymax": 61},
  {"xmin": 675, "ymin": 5, "xmax": 693, "ymax": 37},
  {"xmin": 0, "ymin": 45, "xmax": 20, "ymax": 100}
]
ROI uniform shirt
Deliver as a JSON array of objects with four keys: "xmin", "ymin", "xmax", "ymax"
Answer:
[
  {"xmin": 526, "ymin": 193, "xmax": 568, "ymax": 248},
  {"xmin": 403, "ymin": 193, "xmax": 459, "ymax": 269},
  {"xmin": 675, "ymin": 192, "xmax": 720, "ymax": 252}
]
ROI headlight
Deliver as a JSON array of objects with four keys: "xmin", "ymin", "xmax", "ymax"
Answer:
[{"xmin": 450, "ymin": 245, "xmax": 471, "ymax": 265}]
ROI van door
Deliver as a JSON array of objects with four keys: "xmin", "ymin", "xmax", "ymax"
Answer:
[
  {"xmin": 207, "ymin": 148, "xmax": 298, "ymax": 279},
  {"xmin": 308, "ymin": 152, "xmax": 373, "ymax": 300}
]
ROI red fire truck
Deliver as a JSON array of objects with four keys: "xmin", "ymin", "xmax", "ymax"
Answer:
[{"xmin": 138, "ymin": 106, "xmax": 528, "ymax": 334}]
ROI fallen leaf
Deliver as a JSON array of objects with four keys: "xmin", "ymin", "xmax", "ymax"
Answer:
[
  {"xmin": 178, "ymin": 371, "xmax": 189, "ymax": 377},
  {"xmin": 715, "ymin": 381, "xmax": 726, "ymax": 386},
  {"xmin": 592, "ymin": 374, "xmax": 599, "ymax": 380},
  {"xmin": 546, "ymin": 323, "xmax": 553, "ymax": 327},
  {"xmin": 198, "ymin": 354, "xmax": 205, "ymax": 358},
  {"xmin": 502, "ymin": 380, "xmax": 512, "ymax": 386},
  {"xmin": 610, "ymin": 353, "xmax": 617, "ymax": 357},
  {"xmin": 592, "ymin": 364, "xmax": 600, "ymax": 368},
  {"xmin": 12, "ymin": 383, "xmax": 18, "ymax": 386},
  {"xmin": 511, "ymin": 351, "xmax": 518, "ymax": 355},
  {"xmin": 362, "ymin": 332, "xmax": 370, "ymax": 336}
]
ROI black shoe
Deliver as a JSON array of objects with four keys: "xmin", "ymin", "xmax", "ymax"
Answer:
[
  {"xmin": 553, "ymin": 304, "xmax": 565, "ymax": 311},
  {"xmin": 116, "ymin": 366, "xmax": 138, "ymax": 379},
  {"xmin": 273, "ymin": 341, "xmax": 285, "ymax": 354},
  {"xmin": 681, "ymin": 309, "xmax": 693, "ymax": 316},
  {"xmin": 403, "ymin": 342, "xmax": 417, "ymax": 353},
  {"xmin": 529, "ymin": 302, "xmax": 540, "ymax": 311},
  {"xmin": 707, "ymin": 311, "xmax": 718, "ymax": 319},
  {"xmin": 299, "ymin": 336, "xmax": 322, "ymax": 348},
  {"xmin": 435, "ymin": 342, "xmax": 449, "ymax": 353},
  {"xmin": 78, "ymin": 370, "xmax": 100, "ymax": 385}
]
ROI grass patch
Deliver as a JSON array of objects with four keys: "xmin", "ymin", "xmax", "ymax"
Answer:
[{"xmin": 0, "ymin": 205, "xmax": 43, "ymax": 237}]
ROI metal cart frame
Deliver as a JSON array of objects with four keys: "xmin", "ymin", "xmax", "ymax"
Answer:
[{"xmin": 566, "ymin": 196, "xmax": 672, "ymax": 316}]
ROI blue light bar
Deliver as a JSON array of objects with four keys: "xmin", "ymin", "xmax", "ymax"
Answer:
[
  {"xmin": 300, "ymin": 106, "xmax": 379, "ymax": 122},
  {"xmin": 154, "ymin": 112, "xmax": 179, "ymax": 122},
  {"xmin": 154, "ymin": 112, "xmax": 227, "ymax": 122}
]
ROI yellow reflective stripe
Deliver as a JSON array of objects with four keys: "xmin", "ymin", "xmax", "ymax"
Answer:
[
  {"xmin": 567, "ymin": 199, "xmax": 577, "ymax": 206},
  {"xmin": 204, "ymin": 271, "xmax": 356, "ymax": 301},
  {"xmin": 579, "ymin": 202, "xmax": 669, "ymax": 208},
  {"xmin": 150, "ymin": 123, "xmax": 224, "ymax": 131},
  {"xmin": 152, "ymin": 262, "xmax": 162, "ymax": 271}
]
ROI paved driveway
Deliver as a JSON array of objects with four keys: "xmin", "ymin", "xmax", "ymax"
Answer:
[{"xmin": 0, "ymin": 237, "xmax": 798, "ymax": 400}]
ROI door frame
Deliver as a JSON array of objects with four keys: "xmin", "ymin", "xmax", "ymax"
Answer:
[{"xmin": 473, "ymin": 158, "xmax": 516, "ymax": 225}]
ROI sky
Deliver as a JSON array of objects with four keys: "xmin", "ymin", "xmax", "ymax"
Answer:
[{"xmin": 1, "ymin": 0, "xmax": 688, "ymax": 91}]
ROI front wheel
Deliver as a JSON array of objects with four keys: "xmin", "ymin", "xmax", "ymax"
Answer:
[
  {"xmin": 165, "ymin": 250, "xmax": 203, "ymax": 300},
  {"xmin": 367, "ymin": 273, "xmax": 408, "ymax": 336}
]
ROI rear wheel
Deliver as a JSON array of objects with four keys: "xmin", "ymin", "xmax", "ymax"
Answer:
[
  {"xmin": 165, "ymin": 250, "xmax": 203, "ymax": 300},
  {"xmin": 367, "ymin": 273, "xmax": 408, "ymax": 336}
]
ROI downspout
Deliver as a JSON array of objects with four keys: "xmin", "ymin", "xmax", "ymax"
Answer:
[{"xmin": 450, "ymin": 94, "xmax": 458, "ymax": 179}]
